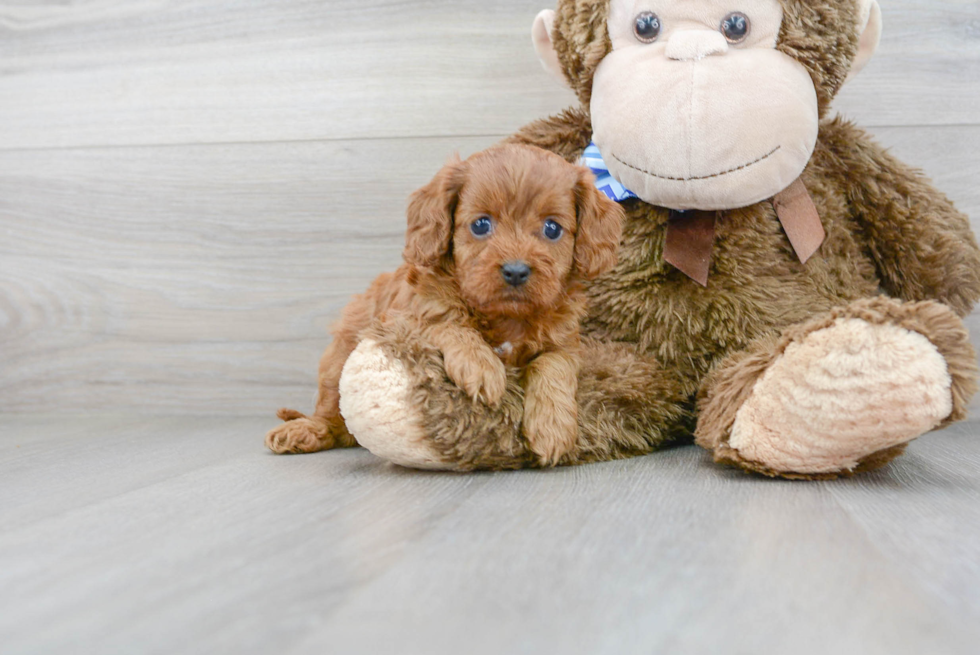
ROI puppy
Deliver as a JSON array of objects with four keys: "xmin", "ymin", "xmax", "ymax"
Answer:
[{"xmin": 266, "ymin": 144, "xmax": 624, "ymax": 466}]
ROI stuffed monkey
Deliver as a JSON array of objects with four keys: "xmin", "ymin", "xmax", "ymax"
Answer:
[{"xmin": 286, "ymin": 0, "xmax": 980, "ymax": 479}]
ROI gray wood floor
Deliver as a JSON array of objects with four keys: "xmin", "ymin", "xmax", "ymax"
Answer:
[{"xmin": 2, "ymin": 415, "xmax": 980, "ymax": 655}]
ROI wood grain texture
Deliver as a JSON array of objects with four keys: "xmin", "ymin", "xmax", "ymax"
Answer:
[
  {"xmin": 831, "ymin": 0, "xmax": 980, "ymax": 127},
  {"xmin": 0, "ymin": 136, "xmax": 497, "ymax": 413},
  {"xmin": 0, "ymin": 0, "xmax": 577, "ymax": 149},
  {"xmin": 1, "ymin": 415, "xmax": 979, "ymax": 654},
  {"xmin": 0, "ymin": 0, "xmax": 976, "ymax": 150},
  {"xmin": 1, "ymin": 126, "xmax": 978, "ymax": 414},
  {"xmin": 2, "ymin": 126, "xmax": 979, "ymax": 414}
]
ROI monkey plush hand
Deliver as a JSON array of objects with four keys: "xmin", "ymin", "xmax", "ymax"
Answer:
[{"xmin": 334, "ymin": 0, "xmax": 980, "ymax": 478}]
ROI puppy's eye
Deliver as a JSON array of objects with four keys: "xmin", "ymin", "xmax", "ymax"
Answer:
[
  {"xmin": 720, "ymin": 12, "xmax": 750, "ymax": 43},
  {"xmin": 543, "ymin": 219, "xmax": 564, "ymax": 242},
  {"xmin": 470, "ymin": 216, "xmax": 493, "ymax": 238},
  {"xmin": 633, "ymin": 12, "xmax": 662, "ymax": 43}
]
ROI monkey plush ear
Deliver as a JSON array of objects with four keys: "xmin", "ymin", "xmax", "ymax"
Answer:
[
  {"xmin": 403, "ymin": 156, "xmax": 465, "ymax": 268},
  {"xmin": 846, "ymin": 0, "xmax": 882, "ymax": 83},
  {"xmin": 532, "ymin": 9, "xmax": 567, "ymax": 87},
  {"xmin": 573, "ymin": 170, "xmax": 624, "ymax": 280}
]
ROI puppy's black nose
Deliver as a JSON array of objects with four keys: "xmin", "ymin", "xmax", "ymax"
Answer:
[{"xmin": 501, "ymin": 261, "xmax": 531, "ymax": 287}]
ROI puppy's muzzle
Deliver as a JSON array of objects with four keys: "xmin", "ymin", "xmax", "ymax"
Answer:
[{"xmin": 501, "ymin": 261, "xmax": 531, "ymax": 287}]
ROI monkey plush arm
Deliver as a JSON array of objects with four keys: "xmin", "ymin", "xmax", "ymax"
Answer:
[{"xmin": 824, "ymin": 119, "xmax": 980, "ymax": 317}]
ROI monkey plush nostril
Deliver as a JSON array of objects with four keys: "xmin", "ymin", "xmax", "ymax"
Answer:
[{"xmin": 501, "ymin": 261, "xmax": 532, "ymax": 287}]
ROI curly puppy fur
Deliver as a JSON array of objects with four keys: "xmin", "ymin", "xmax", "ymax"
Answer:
[{"xmin": 266, "ymin": 144, "xmax": 624, "ymax": 466}]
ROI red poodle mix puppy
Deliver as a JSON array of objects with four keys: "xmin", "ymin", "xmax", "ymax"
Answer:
[{"xmin": 266, "ymin": 144, "xmax": 624, "ymax": 466}]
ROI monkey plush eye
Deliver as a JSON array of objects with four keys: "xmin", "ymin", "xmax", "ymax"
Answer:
[
  {"xmin": 543, "ymin": 219, "xmax": 564, "ymax": 241},
  {"xmin": 470, "ymin": 216, "xmax": 493, "ymax": 238},
  {"xmin": 720, "ymin": 12, "xmax": 750, "ymax": 43},
  {"xmin": 633, "ymin": 12, "xmax": 662, "ymax": 43}
]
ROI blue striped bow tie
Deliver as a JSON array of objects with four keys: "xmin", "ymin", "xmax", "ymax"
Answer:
[{"xmin": 580, "ymin": 142, "xmax": 637, "ymax": 202}]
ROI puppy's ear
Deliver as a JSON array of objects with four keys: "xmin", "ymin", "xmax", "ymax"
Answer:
[
  {"xmin": 573, "ymin": 169, "xmax": 624, "ymax": 279},
  {"xmin": 403, "ymin": 156, "xmax": 466, "ymax": 268}
]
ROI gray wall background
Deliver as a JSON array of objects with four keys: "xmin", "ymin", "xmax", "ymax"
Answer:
[{"xmin": 1, "ymin": 0, "xmax": 978, "ymax": 416}]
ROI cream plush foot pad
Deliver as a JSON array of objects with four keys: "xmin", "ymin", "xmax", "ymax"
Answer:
[
  {"xmin": 338, "ymin": 339, "xmax": 449, "ymax": 470},
  {"xmin": 729, "ymin": 318, "xmax": 953, "ymax": 474}
]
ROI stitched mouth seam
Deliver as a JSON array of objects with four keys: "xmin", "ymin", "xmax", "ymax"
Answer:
[{"xmin": 611, "ymin": 146, "xmax": 781, "ymax": 182}]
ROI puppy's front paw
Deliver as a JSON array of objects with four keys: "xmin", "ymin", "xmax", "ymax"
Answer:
[
  {"xmin": 523, "ymin": 403, "xmax": 577, "ymax": 467},
  {"xmin": 443, "ymin": 347, "xmax": 507, "ymax": 407}
]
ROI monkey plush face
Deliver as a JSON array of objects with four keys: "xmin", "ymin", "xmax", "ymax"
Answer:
[
  {"xmin": 533, "ymin": 0, "xmax": 882, "ymax": 211},
  {"xmin": 594, "ymin": 0, "xmax": 816, "ymax": 210}
]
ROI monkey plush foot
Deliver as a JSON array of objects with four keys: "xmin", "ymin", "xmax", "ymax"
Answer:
[
  {"xmin": 265, "ymin": 411, "xmax": 356, "ymax": 454},
  {"xmin": 726, "ymin": 318, "xmax": 950, "ymax": 475},
  {"xmin": 696, "ymin": 298, "xmax": 977, "ymax": 479}
]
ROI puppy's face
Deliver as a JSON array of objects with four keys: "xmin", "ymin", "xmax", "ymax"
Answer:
[
  {"xmin": 452, "ymin": 151, "xmax": 577, "ymax": 316},
  {"xmin": 403, "ymin": 145, "xmax": 624, "ymax": 318}
]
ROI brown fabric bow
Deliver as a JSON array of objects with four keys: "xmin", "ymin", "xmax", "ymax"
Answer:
[{"xmin": 662, "ymin": 178, "xmax": 826, "ymax": 287}]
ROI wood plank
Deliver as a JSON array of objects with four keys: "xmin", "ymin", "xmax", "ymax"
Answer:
[
  {"xmin": 0, "ymin": 0, "xmax": 976, "ymax": 150},
  {"xmin": 0, "ymin": 0, "xmax": 578, "ymax": 149},
  {"xmin": 831, "ymin": 0, "xmax": 980, "ymax": 127},
  {"xmin": 0, "ymin": 415, "xmax": 270, "ymax": 529},
  {"xmin": 1, "ymin": 415, "xmax": 979, "ymax": 654},
  {"xmin": 827, "ymin": 419, "xmax": 980, "ymax": 620},
  {"xmin": 2, "ymin": 126, "xmax": 979, "ymax": 414},
  {"xmin": 0, "ymin": 136, "xmax": 500, "ymax": 414}
]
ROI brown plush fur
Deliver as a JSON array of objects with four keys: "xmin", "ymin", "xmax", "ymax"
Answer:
[
  {"xmin": 354, "ymin": 0, "xmax": 980, "ymax": 476},
  {"xmin": 509, "ymin": 109, "xmax": 979, "ymax": 478},
  {"xmin": 266, "ymin": 144, "xmax": 624, "ymax": 466}
]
